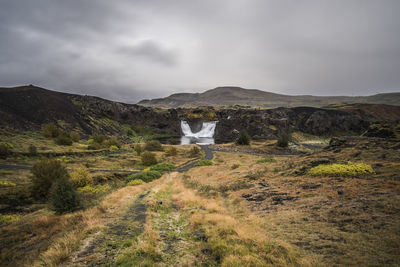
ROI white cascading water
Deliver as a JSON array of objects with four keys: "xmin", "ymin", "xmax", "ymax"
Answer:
[
  {"xmin": 180, "ymin": 121, "xmax": 217, "ymax": 145},
  {"xmin": 181, "ymin": 121, "xmax": 217, "ymax": 138}
]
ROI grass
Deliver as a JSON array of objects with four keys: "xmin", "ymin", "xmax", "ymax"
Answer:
[
  {"xmin": 126, "ymin": 171, "xmax": 162, "ymax": 183},
  {"xmin": 195, "ymin": 160, "xmax": 213, "ymax": 167},
  {"xmin": 256, "ymin": 157, "xmax": 276, "ymax": 163},
  {"xmin": 77, "ymin": 184, "xmax": 111, "ymax": 194},
  {"xmin": 127, "ymin": 179, "xmax": 145, "ymax": 186},
  {"xmin": 308, "ymin": 161, "xmax": 375, "ymax": 177}
]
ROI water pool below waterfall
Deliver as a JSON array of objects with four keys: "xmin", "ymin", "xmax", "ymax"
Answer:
[{"xmin": 180, "ymin": 121, "xmax": 217, "ymax": 145}]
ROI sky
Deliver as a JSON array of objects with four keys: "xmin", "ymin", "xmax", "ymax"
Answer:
[{"xmin": 0, "ymin": 0, "xmax": 399, "ymax": 103}]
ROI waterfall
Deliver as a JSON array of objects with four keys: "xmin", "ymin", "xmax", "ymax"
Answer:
[{"xmin": 181, "ymin": 121, "xmax": 217, "ymax": 138}]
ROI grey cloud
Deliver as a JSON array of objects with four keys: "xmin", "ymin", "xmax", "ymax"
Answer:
[{"xmin": 0, "ymin": 0, "xmax": 399, "ymax": 102}]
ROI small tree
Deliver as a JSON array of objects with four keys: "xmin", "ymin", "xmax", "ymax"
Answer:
[
  {"xmin": 236, "ymin": 130, "xmax": 250, "ymax": 145},
  {"xmin": 0, "ymin": 142, "xmax": 13, "ymax": 159},
  {"xmin": 55, "ymin": 132, "xmax": 73, "ymax": 146},
  {"xmin": 49, "ymin": 177, "xmax": 81, "ymax": 214},
  {"xmin": 30, "ymin": 159, "xmax": 69, "ymax": 200},
  {"xmin": 134, "ymin": 144, "xmax": 143, "ymax": 155},
  {"xmin": 145, "ymin": 140, "xmax": 164, "ymax": 151},
  {"xmin": 277, "ymin": 133, "xmax": 289, "ymax": 148},
  {"xmin": 70, "ymin": 166, "xmax": 93, "ymax": 188},
  {"xmin": 28, "ymin": 144, "xmax": 37, "ymax": 155},
  {"xmin": 141, "ymin": 151, "xmax": 157, "ymax": 166},
  {"xmin": 41, "ymin": 123, "xmax": 60, "ymax": 138},
  {"xmin": 70, "ymin": 131, "xmax": 80, "ymax": 142}
]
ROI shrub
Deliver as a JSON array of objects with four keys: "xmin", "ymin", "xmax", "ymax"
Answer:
[
  {"xmin": 256, "ymin": 157, "xmax": 276, "ymax": 163},
  {"xmin": 28, "ymin": 144, "xmax": 37, "ymax": 155},
  {"xmin": 0, "ymin": 180, "xmax": 16, "ymax": 187},
  {"xmin": 145, "ymin": 140, "xmax": 164, "ymax": 151},
  {"xmin": 134, "ymin": 144, "xmax": 143, "ymax": 155},
  {"xmin": 110, "ymin": 145, "xmax": 119, "ymax": 151},
  {"xmin": 0, "ymin": 214, "xmax": 20, "ymax": 225},
  {"xmin": 55, "ymin": 132, "xmax": 73, "ymax": 146},
  {"xmin": 307, "ymin": 162, "xmax": 375, "ymax": 177},
  {"xmin": 30, "ymin": 159, "xmax": 69, "ymax": 200},
  {"xmin": 127, "ymin": 179, "xmax": 145, "ymax": 186},
  {"xmin": 150, "ymin": 162, "xmax": 176, "ymax": 172},
  {"xmin": 165, "ymin": 146, "xmax": 177, "ymax": 156},
  {"xmin": 127, "ymin": 171, "xmax": 162, "ymax": 183},
  {"xmin": 108, "ymin": 138, "xmax": 121, "ymax": 149},
  {"xmin": 231, "ymin": 164, "xmax": 240, "ymax": 170},
  {"xmin": 188, "ymin": 146, "xmax": 201, "ymax": 157},
  {"xmin": 92, "ymin": 134, "xmax": 106, "ymax": 144},
  {"xmin": 141, "ymin": 151, "xmax": 157, "ymax": 166},
  {"xmin": 41, "ymin": 123, "xmax": 60, "ymax": 138},
  {"xmin": 236, "ymin": 130, "xmax": 250, "ymax": 145},
  {"xmin": 70, "ymin": 131, "xmax": 80, "ymax": 142},
  {"xmin": 70, "ymin": 166, "xmax": 93, "ymax": 188},
  {"xmin": 277, "ymin": 133, "xmax": 289, "ymax": 148},
  {"xmin": 77, "ymin": 184, "xmax": 111, "ymax": 194},
  {"xmin": 49, "ymin": 177, "xmax": 81, "ymax": 214},
  {"xmin": 126, "ymin": 129, "xmax": 134, "ymax": 136},
  {"xmin": 0, "ymin": 142, "xmax": 13, "ymax": 158},
  {"xmin": 195, "ymin": 160, "xmax": 213, "ymax": 167}
]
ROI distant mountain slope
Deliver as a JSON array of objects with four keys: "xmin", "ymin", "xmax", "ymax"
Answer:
[{"xmin": 138, "ymin": 86, "xmax": 400, "ymax": 107}]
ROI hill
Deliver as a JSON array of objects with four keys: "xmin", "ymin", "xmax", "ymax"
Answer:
[{"xmin": 138, "ymin": 86, "xmax": 400, "ymax": 108}]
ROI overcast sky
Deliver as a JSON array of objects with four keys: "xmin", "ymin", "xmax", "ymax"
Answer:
[{"xmin": 0, "ymin": 0, "xmax": 399, "ymax": 103}]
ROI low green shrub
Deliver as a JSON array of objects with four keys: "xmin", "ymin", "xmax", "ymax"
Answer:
[
  {"xmin": 77, "ymin": 184, "xmax": 111, "ymax": 194},
  {"xmin": 107, "ymin": 138, "xmax": 121, "ymax": 149},
  {"xmin": 109, "ymin": 145, "xmax": 119, "ymax": 151},
  {"xmin": 127, "ymin": 179, "xmax": 145, "ymax": 186},
  {"xmin": 195, "ymin": 160, "xmax": 213, "ymax": 167},
  {"xmin": 0, "ymin": 142, "xmax": 13, "ymax": 158},
  {"xmin": 145, "ymin": 140, "xmax": 164, "ymax": 151},
  {"xmin": 236, "ymin": 130, "xmax": 250, "ymax": 145},
  {"xmin": 256, "ymin": 157, "xmax": 276, "ymax": 163},
  {"xmin": 41, "ymin": 123, "xmax": 61, "ymax": 138},
  {"xmin": 92, "ymin": 134, "xmax": 106, "ymax": 144},
  {"xmin": 0, "ymin": 180, "xmax": 16, "ymax": 187},
  {"xmin": 0, "ymin": 214, "xmax": 20, "ymax": 225},
  {"xmin": 50, "ymin": 177, "xmax": 81, "ymax": 214},
  {"xmin": 70, "ymin": 166, "xmax": 93, "ymax": 188},
  {"xmin": 28, "ymin": 144, "xmax": 37, "ymax": 155},
  {"xmin": 141, "ymin": 151, "xmax": 157, "ymax": 166},
  {"xmin": 150, "ymin": 162, "xmax": 176, "ymax": 172},
  {"xmin": 308, "ymin": 162, "xmax": 375, "ymax": 177},
  {"xmin": 134, "ymin": 144, "xmax": 143, "ymax": 155},
  {"xmin": 70, "ymin": 131, "xmax": 80, "ymax": 142},
  {"xmin": 30, "ymin": 159, "xmax": 69, "ymax": 200},
  {"xmin": 127, "ymin": 171, "xmax": 162, "ymax": 183},
  {"xmin": 55, "ymin": 132, "xmax": 73, "ymax": 146}
]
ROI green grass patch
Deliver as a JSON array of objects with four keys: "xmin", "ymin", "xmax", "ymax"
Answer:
[
  {"xmin": 0, "ymin": 214, "xmax": 20, "ymax": 225},
  {"xmin": 77, "ymin": 184, "xmax": 111, "ymax": 194},
  {"xmin": 0, "ymin": 180, "xmax": 16, "ymax": 187},
  {"xmin": 256, "ymin": 157, "xmax": 276, "ymax": 164},
  {"xmin": 195, "ymin": 160, "xmax": 213, "ymax": 167},
  {"xmin": 127, "ymin": 179, "xmax": 145, "ymax": 186},
  {"xmin": 308, "ymin": 162, "xmax": 375, "ymax": 177},
  {"xmin": 127, "ymin": 171, "xmax": 162, "ymax": 183},
  {"xmin": 149, "ymin": 162, "xmax": 176, "ymax": 172}
]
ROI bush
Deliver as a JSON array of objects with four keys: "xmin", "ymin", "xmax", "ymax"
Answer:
[
  {"xmin": 41, "ymin": 123, "xmax": 60, "ymax": 138},
  {"xmin": 77, "ymin": 184, "xmax": 111, "ymax": 194},
  {"xmin": 126, "ymin": 129, "xmax": 134, "ymax": 136},
  {"xmin": 277, "ymin": 133, "xmax": 289, "ymax": 148},
  {"xmin": 231, "ymin": 164, "xmax": 240, "ymax": 170},
  {"xmin": 55, "ymin": 132, "xmax": 73, "ymax": 146},
  {"xmin": 188, "ymin": 146, "xmax": 201, "ymax": 157},
  {"xmin": 127, "ymin": 171, "xmax": 162, "ymax": 183},
  {"xmin": 70, "ymin": 131, "xmax": 80, "ymax": 142},
  {"xmin": 256, "ymin": 157, "xmax": 276, "ymax": 163},
  {"xmin": 0, "ymin": 142, "xmax": 13, "ymax": 158},
  {"xmin": 236, "ymin": 130, "xmax": 250, "ymax": 145},
  {"xmin": 30, "ymin": 159, "xmax": 69, "ymax": 200},
  {"xmin": 195, "ymin": 160, "xmax": 213, "ymax": 167},
  {"xmin": 108, "ymin": 138, "xmax": 121, "ymax": 149},
  {"xmin": 70, "ymin": 166, "xmax": 93, "ymax": 188},
  {"xmin": 127, "ymin": 179, "xmax": 145, "ymax": 186},
  {"xmin": 307, "ymin": 162, "xmax": 375, "ymax": 177},
  {"xmin": 150, "ymin": 162, "xmax": 176, "ymax": 172},
  {"xmin": 145, "ymin": 140, "xmax": 164, "ymax": 151},
  {"xmin": 92, "ymin": 134, "xmax": 106, "ymax": 144},
  {"xmin": 0, "ymin": 180, "xmax": 16, "ymax": 187},
  {"xmin": 110, "ymin": 145, "xmax": 119, "ymax": 151},
  {"xmin": 165, "ymin": 146, "xmax": 177, "ymax": 156},
  {"xmin": 49, "ymin": 177, "xmax": 81, "ymax": 214},
  {"xmin": 141, "ymin": 151, "xmax": 157, "ymax": 166},
  {"xmin": 28, "ymin": 144, "xmax": 37, "ymax": 155},
  {"xmin": 134, "ymin": 144, "xmax": 143, "ymax": 155}
]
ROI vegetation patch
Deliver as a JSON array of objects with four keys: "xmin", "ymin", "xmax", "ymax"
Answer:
[
  {"xmin": 77, "ymin": 184, "xmax": 111, "ymax": 194},
  {"xmin": 308, "ymin": 162, "xmax": 375, "ymax": 177},
  {"xmin": 236, "ymin": 130, "xmax": 250, "ymax": 145},
  {"xmin": 0, "ymin": 214, "xmax": 20, "ymax": 225},
  {"xmin": 256, "ymin": 157, "xmax": 276, "ymax": 163},
  {"xmin": 195, "ymin": 160, "xmax": 213, "ymax": 167},
  {"xmin": 149, "ymin": 162, "xmax": 176, "ymax": 172},
  {"xmin": 127, "ymin": 171, "xmax": 162, "ymax": 183},
  {"xmin": 127, "ymin": 179, "xmax": 145, "ymax": 186},
  {"xmin": 0, "ymin": 180, "xmax": 16, "ymax": 187}
]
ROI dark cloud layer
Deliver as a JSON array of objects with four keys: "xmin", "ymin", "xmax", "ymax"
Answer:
[{"xmin": 0, "ymin": 0, "xmax": 399, "ymax": 102}]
